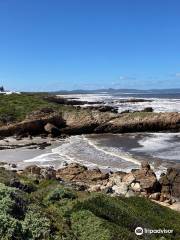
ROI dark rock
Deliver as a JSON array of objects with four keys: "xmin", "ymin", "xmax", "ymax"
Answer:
[
  {"xmin": 103, "ymin": 187, "xmax": 113, "ymax": 194},
  {"xmin": 44, "ymin": 96, "xmax": 102, "ymax": 105},
  {"xmin": 61, "ymin": 161, "xmax": 68, "ymax": 167},
  {"xmin": 38, "ymin": 142, "xmax": 51, "ymax": 150},
  {"xmin": 44, "ymin": 123, "xmax": 60, "ymax": 137},
  {"xmin": 83, "ymin": 105, "xmax": 118, "ymax": 113},
  {"xmin": 141, "ymin": 107, "xmax": 153, "ymax": 112},
  {"xmin": 11, "ymin": 163, "xmax": 17, "ymax": 168}
]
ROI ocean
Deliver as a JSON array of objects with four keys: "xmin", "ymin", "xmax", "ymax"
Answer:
[{"xmin": 1, "ymin": 91, "xmax": 180, "ymax": 175}]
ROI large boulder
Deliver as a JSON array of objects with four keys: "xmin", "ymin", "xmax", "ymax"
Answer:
[
  {"xmin": 130, "ymin": 182, "xmax": 141, "ymax": 192},
  {"xmin": 108, "ymin": 173, "xmax": 124, "ymax": 186},
  {"xmin": 56, "ymin": 164, "xmax": 108, "ymax": 184},
  {"xmin": 74, "ymin": 168, "xmax": 109, "ymax": 182},
  {"xmin": 122, "ymin": 173, "xmax": 135, "ymax": 185},
  {"xmin": 159, "ymin": 168, "xmax": 180, "ymax": 200},
  {"xmin": 0, "ymin": 108, "xmax": 65, "ymax": 137},
  {"xmin": 112, "ymin": 182, "xmax": 128, "ymax": 196},
  {"xmin": 56, "ymin": 163, "xmax": 87, "ymax": 181},
  {"xmin": 131, "ymin": 161, "xmax": 158, "ymax": 193}
]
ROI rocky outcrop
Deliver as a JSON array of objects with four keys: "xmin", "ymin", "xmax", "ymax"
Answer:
[
  {"xmin": 0, "ymin": 109, "xmax": 65, "ymax": 137},
  {"xmin": 94, "ymin": 161, "xmax": 158, "ymax": 197},
  {"xmin": 20, "ymin": 165, "xmax": 56, "ymax": 180},
  {"xmin": 15, "ymin": 161, "xmax": 180, "ymax": 211},
  {"xmin": 61, "ymin": 109, "xmax": 180, "ymax": 135},
  {"xmin": 56, "ymin": 163, "xmax": 108, "ymax": 183},
  {"xmin": 92, "ymin": 112, "xmax": 180, "ymax": 133},
  {"xmin": 159, "ymin": 168, "xmax": 180, "ymax": 201},
  {"xmin": 81, "ymin": 105, "xmax": 118, "ymax": 113},
  {"xmin": 56, "ymin": 163, "xmax": 88, "ymax": 181},
  {"xmin": 132, "ymin": 161, "xmax": 158, "ymax": 193},
  {"xmin": 0, "ymin": 106, "xmax": 180, "ymax": 137}
]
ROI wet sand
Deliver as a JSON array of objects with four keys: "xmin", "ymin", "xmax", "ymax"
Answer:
[{"xmin": 0, "ymin": 137, "xmax": 62, "ymax": 169}]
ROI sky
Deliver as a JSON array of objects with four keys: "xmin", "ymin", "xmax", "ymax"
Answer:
[{"xmin": 0, "ymin": 0, "xmax": 180, "ymax": 91}]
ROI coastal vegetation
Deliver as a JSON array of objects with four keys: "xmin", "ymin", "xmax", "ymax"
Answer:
[
  {"xmin": 0, "ymin": 93, "xmax": 61, "ymax": 124},
  {"xmin": 0, "ymin": 167, "xmax": 180, "ymax": 240}
]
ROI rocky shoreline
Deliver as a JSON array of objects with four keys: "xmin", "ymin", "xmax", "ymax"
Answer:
[
  {"xmin": 0, "ymin": 106, "xmax": 180, "ymax": 138},
  {"xmin": 4, "ymin": 160, "xmax": 179, "ymax": 212}
]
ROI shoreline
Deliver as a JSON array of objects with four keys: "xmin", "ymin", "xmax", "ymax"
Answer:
[{"xmin": 0, "ymin": 133, "xmax": 179, "ymax": 177}]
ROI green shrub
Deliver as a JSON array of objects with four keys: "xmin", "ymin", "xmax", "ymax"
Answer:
[
  {"xmin": 71, "ymin": 210, "xmax": 135, "ymax": 240},
  {"xmin": 0, "ymin": 183, "xmax": 17, "ymax": 213},
  {"xmin": 0, "ymin": 214, "xmax": 23, "ymax": 240},
  {"xmin": 72, "ymin": 194, "xmax": 180, "ymax": 240},
  {"xmin": 0, "ymin": 183, "xmax": 24, "ymax": 239},
  {"xmin": 22, "ymin": 205, "xmax": 51, "ymax": 240},
  {"xmin": 46, "ymin": 187, "xmax": 77, "ymax": 203}
]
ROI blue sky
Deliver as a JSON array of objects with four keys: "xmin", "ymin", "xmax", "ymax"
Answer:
[{"xmin": 0, "ymin": 0, "xmax": 180, "ymax": 91}]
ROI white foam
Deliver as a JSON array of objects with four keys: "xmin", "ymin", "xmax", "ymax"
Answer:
[
  {"xmin": 23, "ymin": 135, "xmax": 139, "ymax": 172},
  {"xmin": 132, "ymin": 133, "xmax": 180, "ymax": 161},
  {"xmin": 57, "ymin": 93, "xmax": 111, "ymax": 103},
  {"xmin": 24, "ymin": 152, "xmax": 57, "ymax": 163},
  {"xmin": 58, "ymin": 93, "xmax": 180, "ymax": 113}
]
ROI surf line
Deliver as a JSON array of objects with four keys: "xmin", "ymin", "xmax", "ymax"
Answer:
[{"xmin": 82, "ymin": 135, "xmax": 141, "ymax": 166}]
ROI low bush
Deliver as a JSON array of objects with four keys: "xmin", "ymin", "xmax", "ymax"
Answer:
[
  {"xmin": 0, "ymin": 170, "xmax": 180, "ymax": 240},
  {"xmin": 46, "ymin": 187, "xmax": 77, "ymax": 203}
]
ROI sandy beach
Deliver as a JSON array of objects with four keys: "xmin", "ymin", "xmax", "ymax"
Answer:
[{"xmin": 1, "ymin": 133, "xmax": 180, "ymax": 177}]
